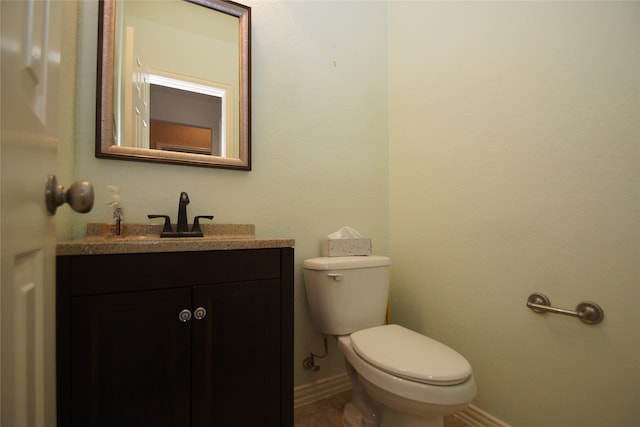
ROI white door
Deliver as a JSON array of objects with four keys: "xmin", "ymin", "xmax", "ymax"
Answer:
[
  {"xmin": 120, "ymin": 26, "xmax": 150, "ymax": 149},
  {"xmin": 1, "ymin": 1, "xmax": 62, "ymax": 425}
]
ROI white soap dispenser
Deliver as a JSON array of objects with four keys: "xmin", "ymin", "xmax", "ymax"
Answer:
[{"xmin": 106, "ymin": 185, "xmax": 124, "ymax": 235}]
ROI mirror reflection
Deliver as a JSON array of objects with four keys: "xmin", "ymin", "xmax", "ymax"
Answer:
[
  {"xmin": 97, "ymin": 0, "xmax": 251, "ymax": 169},
  {"xmin": 149, "ymin": 82, "xmax": 224, "ymax": 155}
]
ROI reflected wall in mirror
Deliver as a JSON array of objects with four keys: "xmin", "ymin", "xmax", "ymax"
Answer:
[{"xmin": 97, "ymin": 0, "xmax": 251, "ymax": 169}]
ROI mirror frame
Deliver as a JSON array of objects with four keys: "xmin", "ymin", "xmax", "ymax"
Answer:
[{"xmin": 96, "ymin": 0, "xmax": 251, "ymax": 170}]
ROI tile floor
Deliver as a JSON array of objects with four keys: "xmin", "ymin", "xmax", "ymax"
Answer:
[{"xmin": 294, "ymin": 390, "xmax": 471, "ymax": 427}]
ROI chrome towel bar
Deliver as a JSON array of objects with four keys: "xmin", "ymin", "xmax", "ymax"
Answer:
[{"xmin": 526, "ymin": 293, "xmax": 604, "ymax": 325}]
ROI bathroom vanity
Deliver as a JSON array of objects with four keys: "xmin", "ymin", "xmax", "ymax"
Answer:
[{"xmin": 56, "ymin": 231, "xmax": 294, "ymax": 427}]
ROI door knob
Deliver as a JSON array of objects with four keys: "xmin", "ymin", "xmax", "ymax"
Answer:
[{"xmin": 45, "ymin": 175, "xmax": 94, "ymax": 215}]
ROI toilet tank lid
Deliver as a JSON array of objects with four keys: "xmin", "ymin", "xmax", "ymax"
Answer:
[
  {"xmin": 303, "ymin": 255, "xmax": 391, "ymax": 270},
  {"xmin": 350, "ymin": 324, "xmax": 472, "ymax": 386}
]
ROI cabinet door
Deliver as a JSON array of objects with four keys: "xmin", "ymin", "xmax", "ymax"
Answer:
[
  {"xmin": 191, "ymin": 280, "xmax": 281, "ymax": 427},
  {"xmin": 70, "ymin": 288, "xmax": 192, "ymax": 427}
]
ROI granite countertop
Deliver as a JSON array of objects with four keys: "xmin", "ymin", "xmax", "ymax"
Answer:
[{"xmin": 57, "ymin": 223, "xmax": 295, "ymax": 256}]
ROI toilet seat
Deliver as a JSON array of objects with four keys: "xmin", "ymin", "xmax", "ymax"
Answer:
[
  {"xmin": 338, "ymin": 334, "xmax": 477, "ymax": 408},
  {"xmin": 350, "ymin": 324, "xmax": 472, "ymax": 386}
]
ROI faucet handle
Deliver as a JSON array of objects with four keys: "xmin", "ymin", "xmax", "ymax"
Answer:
[
  {"xmin": 148, "ymin": 214, "xmax": 173, "ymax": 232},
  {"xmin": 192, "ymin": 215, "xmax": 214, "ymax": 234}
]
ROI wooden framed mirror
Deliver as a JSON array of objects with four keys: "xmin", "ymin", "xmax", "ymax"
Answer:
[{"xmin": 96, "ymin": 0, "xmax": 251, "ymax": 169}]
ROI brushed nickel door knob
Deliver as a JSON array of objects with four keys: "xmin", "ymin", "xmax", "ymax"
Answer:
[{"xmin": 45, "ymin": 175, "xmax": 94, "ymax": 215}]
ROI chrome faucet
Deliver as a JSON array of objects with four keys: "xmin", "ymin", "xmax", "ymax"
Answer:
[{"xmin": 177, "ymin": 192, "xmax": 190, "ymax": 233}]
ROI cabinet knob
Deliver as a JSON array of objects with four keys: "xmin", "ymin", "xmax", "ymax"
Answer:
[
  {"xmin": 178, "ymin": 309, "xmax": 192, "ymax": 322},
  {"xmin": 193, "ymin": 307, "xmax": 207, "ymax": 320}
]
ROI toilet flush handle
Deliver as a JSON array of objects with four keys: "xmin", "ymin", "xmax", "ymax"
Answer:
[{"xmin": 327, "ymin": 273, "xmax": 343, "ymax": 281}]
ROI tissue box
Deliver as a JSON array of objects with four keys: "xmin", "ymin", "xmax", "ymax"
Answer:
[{"xmin": 322, "ymin": 238, "xmax": 372, "ymax": 256}]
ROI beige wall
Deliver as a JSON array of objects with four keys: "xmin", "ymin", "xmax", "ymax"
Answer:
[
  {"xmin": 58, "ymin": 0, "xmax": 389, "ymax": 387},
  {"xmin": 389, "ymin": 1, "xmax": 639, "ymax": 426},
  {"xmin": 59, "ymin": 1, "xmax": 639, "ymax": 425}
]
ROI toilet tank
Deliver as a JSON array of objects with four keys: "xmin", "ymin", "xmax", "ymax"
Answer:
[{"xmin": 303, "ymin": 256, "xmax": 391, "ymax": 335}]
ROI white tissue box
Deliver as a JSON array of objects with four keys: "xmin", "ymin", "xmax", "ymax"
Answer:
[{"xmin": 322, "ymin": 238, "xmax": 372, "ymax": 256}]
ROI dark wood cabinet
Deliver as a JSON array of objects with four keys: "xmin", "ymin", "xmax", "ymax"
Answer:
[{"xmin": 57, "ymin": 248, "xmax": 293, "ymax": 427}]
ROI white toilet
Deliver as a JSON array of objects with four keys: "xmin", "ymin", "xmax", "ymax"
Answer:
[{"xmin": 303, "ymin": 256, "xmax": 477, "ymax": 427}]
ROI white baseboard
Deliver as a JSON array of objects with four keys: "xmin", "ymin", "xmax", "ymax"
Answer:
[
  {"xmin": 293, "ymin": 373, "xmax": 352, "ymax": 408},
  {"xmin": 294, "ymin": 373, "xmax": 511, "ymax": 427},
  {"xmin": 455, "ymin": 404, "xmax": 511, "ymax": 427}
]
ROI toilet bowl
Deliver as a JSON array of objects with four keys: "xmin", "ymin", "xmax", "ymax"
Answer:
[
  {"xmin": 303, "ymin": 256, "xmax": 477, "ymax": 427},
  {"xmin": 337, "ymin": 325, "xmax": 476, "ymax": 427}
]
